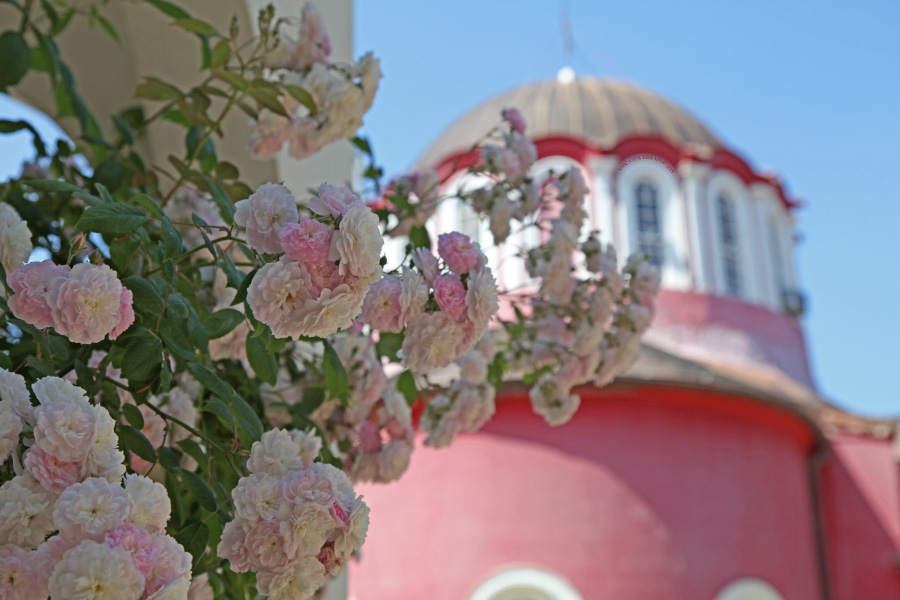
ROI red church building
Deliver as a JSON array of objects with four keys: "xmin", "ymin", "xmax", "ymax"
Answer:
[{"xmin": 350, "ymin": 75, "xmax": 900, "ymax": 600}]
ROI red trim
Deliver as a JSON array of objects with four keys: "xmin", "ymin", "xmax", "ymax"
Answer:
[{"xmin": 429, "ymin": 134, "xmax": 801, "ymax": 210}]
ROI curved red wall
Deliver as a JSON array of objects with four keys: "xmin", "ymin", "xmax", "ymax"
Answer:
[{"xmin": 350, "ymin": 385, "xmax": 823, "ymax": 599}]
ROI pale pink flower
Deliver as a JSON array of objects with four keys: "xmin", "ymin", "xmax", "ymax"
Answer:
[
  {"xmin": 0, "ymin": 203, "xmax": 32, "ymax": 276},
  {"xmin": 24, "ymin": 446, "xmax": 79, "ymax": 493},
  {"xmin": 245, "ymin": 520, "xmax": 298, "ymax": 572},
  {"xmin": 402, "ymin": 312, "xmax": 465, "ymax": 373},
  {"xmin": 109, "ymin": 287, "xmax": 134, "ymax": 340},
  {"xmin": 289, "ymin": 429, "xmax": 322, "ymax": 468},
  {"xmin": 188, "ymin": 573, "xmax": 215, "ymax": 600},
  {"xmin": 268, "ymin": 1, "xmax": 332, "ymax": 71},
  {"xmin": 283, "ymin": 469, "xmax": 335, "ymax": 507},
  {"xmin": 123, "ymin": 474, "xmax": 171, "ymax": 534},
  {"xmin": 438, "ymin": 232, "xmax": 480, "ymax": 275},
  {"xmin": 49, "ymin": 540, "xmax": 145, "ymax": 600},
  {"xmin": 465, "ymin": 267, "xmax": 499, "ymax": 329},
  {"xmin": 0, "ymin": 475, "xmax": 56, "ymax": 549},
  {"xmin": 279, "ymin": 216, "xmax": 333, "ymax": 265},
  {"xmin": 105, "ymin": 523, "xmax": 157, "ymax": 577},
  {"xmin": 53, "ymin": 477, "xmax": 129, "ymax": 540},
  {"xmin": 0, "ymin": 544, "xmax": 41, "ymax": 600},
  {"xmin": 356, "ymin": 51, "xmax": 382, "ymax": 112},
  {"xmin": 502, "ymin": 107, "xmax": 527, "ymax": 133},
  {"xmin": 246, "ymin": 111, "xmax": 292, "ymax": 160},
  {"xmin": 361, "ymin": 276, "xmax": 402, "ymax": 332},
  {"xmin": 46, "ymin": 263, "xmax": 129, "ymax": 344},
  {"xmin": 232, "ymin": 473, "xmax": 289, "ymax": 526},
  {"xmin": 309, "ymin": 184, "xmax": 360, "ymax": 218},
  {"xmin": 255, "ymin": 555, "xmax": 325, "ymax": 600},
  {"xmin": 143, "ymin": 534, "xmax": 192, "ymax": 599},
  {"xmin": 411, "ymin": 247, "xmax": 440, "ymax": 283},
  {"xmin": 217, "ymin": 520, "xmax": 250, "ymax": 573},
  {"xmin": 248, "ymin": 429, "xmax": 305, "ymax": 476},
  {"xmin": 399, "ymin": 269, "xmax": 428, "ymax": 325},
  {"xmin": 6, "ymin": 260, "xmax": 70, "ymax": 329},
  {"xmin": 0, "ymin": 401, "xmax": 21, "ymax": 465},
  {"xmin": 433, "ymin": 275, "xmax": 466, "ymax": 319},
  {"xmin": 332, "ymin": 201, "xmax": 383, "ymax": 284},
  {"xmin": 33, "ymin": 392, "xmax": 95, "ymax": 462},
  {"xmin": 234, "ymin": 183, "xmax": 299, "ymax": 254},
  {"xmin": 482, "ymin": 145, "xmax": 520, "ymax": 181},
  {"xmin": 247, "ymin": 259, "xmax": 313, "ymax": 338},
  {"xmin": 305, "ymin": 260, "xmax": 343, "ymax": 297},
  {"xmin": 509, "ymin": 131, "xmax": 537, "ymax": 180},
  {"xmin": 456, "ymin": 350, "xmax": 488, "ymax": 384},
  {"xmin": 0, "ymin": 368, "xmax": 32, "ymax": 427}
]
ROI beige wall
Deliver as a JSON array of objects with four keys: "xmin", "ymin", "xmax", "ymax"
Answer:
[{"xmin": 3, "ymin": 0, "xmax": 354, "ymax": 196}]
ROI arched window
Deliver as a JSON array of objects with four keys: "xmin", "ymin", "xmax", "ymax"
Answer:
[
  {"xmin": 469, "ymin": 568, "xmax": 584, "ymax": 600},
  {"xmin": 714, "ymin": 577, "xmax": 784, "ymax": 600},
  {"xmin": 767, "ymin": 216, "xmax": 785, "ymax": 305},
  {"xmin": 716, "ymin": 193, "xmax": 742, "ymax": 296},
  {"xmin": 635, "ymin": 179, "xmax": 663, "ymax": 266}
]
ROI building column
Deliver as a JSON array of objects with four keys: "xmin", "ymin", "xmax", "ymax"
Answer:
[
  {"xmin": 587, "ymin": 154, "xmax": 620, "ymax": 252},
  {"xmin": 678, "ymin": 160, "xmax": 711, "ymax": 291}
]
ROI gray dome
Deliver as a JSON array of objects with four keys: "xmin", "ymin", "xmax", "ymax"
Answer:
[{"xmin": 417, "ymin": 76, "xmax": 721, "ymax": 168}]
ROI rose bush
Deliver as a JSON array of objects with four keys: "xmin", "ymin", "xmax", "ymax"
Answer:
[{"xmin": 0, "ymin": 2, "xmax": 659, "ymax": 598}]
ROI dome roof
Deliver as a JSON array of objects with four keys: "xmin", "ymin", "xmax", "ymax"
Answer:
[{"xmin": 417, "ymin": 76, "xmax": 721, "ymax": 168}]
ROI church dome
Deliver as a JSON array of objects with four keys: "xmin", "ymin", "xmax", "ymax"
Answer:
[{"xmin": 417, "ymin": 76, "xmax": 721, "ymax": 167}]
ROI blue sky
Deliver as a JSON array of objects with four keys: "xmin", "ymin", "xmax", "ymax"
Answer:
[
  {"xmin": 353, "ymin": 0, "xmax": 900, "ymax": 416},
  {"xmin": 1, "ymin": 1, "xmax": 897, "ymax": 416}
]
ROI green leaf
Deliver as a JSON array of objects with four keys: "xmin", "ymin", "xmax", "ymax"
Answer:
[
  {"xmin": 0, "ymin": 32, "xmax": 30, "ymax": 90},
  {"xmin": 376, "ymin": 331, "xmax": 404, "ymax": 360},
  {"xmin": 122, "ymin": 403, "xmax": 145, "ymax": 429},
  {"xmin": 76, "ymin": 203, "xmax": 147, "ymax": 237},
  {"xmin": 121, "ymin": 336, "xmax": 163, "ymax": 383},
  {"xmin": 202, "ymin": 309, "xmax": 244, "ymax": 340},
  {"xmin": 230, "ymin": 269, "xmax": 257, "ymax": 306},
  {"xmin": 247, "ymin": 87, "xmax": 288, "ymax": 117},
  {"xmin": 145, "ymin": 0, "xmax": 191, "ymax": 20},
  {"xmin": 161, "ymin": 217, "xmax": 183, "ymax": 258},
  {"xmin": 112, "ymin": 114, "xmax": 134, "ymax": 145},
  {"xmin": 173, "ymin": 18, "xmax": 217, "ymax": 36},
  {"xmin": 23, "ymin": 178, "xmax": 80, "ymax": 193},
  {"xmin": 230, "ymin": 395, "xmax": 263, "ymax": 441},
  {"xmin": 204, "ymin": 176, "xmax": 235, "ymax": 223},
  {"xmin": 123, "ymin": 277, "xmax": 165, "ymax": 315},
  {"xmin": 211, "ymin": 69, "xmax": 247, "ymax": 91},
  {"xmin": 322, "ymin": 340, "xmax": 349, "ymax": 405},
  {"xmin": 0, "ymin": 120, "xmax": 46, "ymax": 156},
  {"xmin": 202, "ymin": 397, "xmax": 233, "ymax": 427},
  {"xmin": 187, "ymin": 362, "xmax": 233, "ymax": 399},
  {"xmin": 179, "ymin": 469, "xmax": 217, "ymax": 511},
  {"xmin": 282, "ymin": 83, "xmax": 318, "ymax": 116},
  {"xmin": 110, "ymin": 235, "xmax": 140, "ymax": 270},
  {"xmin": 92, "ymin": 160, "xmax": 124, "ymax": 193},
  {"xmin": 132, "ymin": 193, "xmax": 163, "ymax": 218},
  {"xmin": 119, "ymin": 425, "xmax": 157, "ymax": 462},
  {"xmin": 210, "ymin": 40, "xmax": 231, "ymax": 68},
  {"xmin": 409, "ymin": 225, "xmax": 431, "ymax": 249},
  {"xmin": 158, "ymin": 321, "xmax": 195, "ymax": 361},
  {"xmin": 174, "ymin": 521, "xmax": 209, "ymax": 569},
  {"xmin": 135, "ymin": 77, "xmax": 183, "ymax": 101},
  {"xmin": 246, "ymin": 334, "xmax": 277, "ymax": 385},
  {"xmin": 176, "ymin": 438, "xmax": 207, "ymax": 466},
  {"xmin": 397, "ymin": 370, "xmax": 417, "ymax": 405},
  {"xmin": 94, "ymin": 11, "xmax": 121, "ymax": 45},
  {"xmin": 157, "ymin": 446, "xmax": 180, "ymax": 470},
  {"xmin": 26, "ymin": 356, "xmax": 55, "ymax": 377}
]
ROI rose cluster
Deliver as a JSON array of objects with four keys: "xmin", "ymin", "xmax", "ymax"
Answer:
[
  {"xmin": 217, "ymin": 429, "xmax": 369, "ymax": 600},
  {"xmin": 0, "ymin": 373, "xmax": 191, "ymax": 600},
  {"xmin": 248, "ymin": 2, "xmax": 381, "ymax": 160},
  {"xmin": 6, "ymin": 259, "xmax": 134, "ymax": 345},
  {"xmin": 360, "ymin": 231, "xmax": 499, "ymax": 373},
  {"xmin": 240, "ymin": 182, "xmax": 384, "ymax": 339}
]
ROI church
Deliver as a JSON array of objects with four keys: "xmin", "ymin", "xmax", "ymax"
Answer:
[{"xmin": 350, "ymin": 74, "xmax": 900, "ymax": 600}]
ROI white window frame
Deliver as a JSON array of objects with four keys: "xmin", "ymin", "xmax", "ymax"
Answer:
[
  {"xmin": 714, "ymin": 577, "xmax": 785, "ymax": 600},
  {"xmin": 706, "ymin": 170, "xmax": 758, "ymax": 302},
  {"xmin": 616, "ymin": 158, "xmax": 690, "ymax": 289},
  {"xmin": 469, "ymin": 567, "xmax": 584, "ymax": 600}
]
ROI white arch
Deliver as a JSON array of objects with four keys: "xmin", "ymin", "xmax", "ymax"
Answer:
[
  {"xmin": 706, "ymin": 170, "xmax": 760, "ymax": 303},
  {"xmin": 469, "ymin": 566, "xmax": 584, "ymax": 600},
  {"xmin": 714, "ymin": 577, "xmax": 785, "ymax": 600},
  {"xmin": 616, "ymin": 157, "xmax": 690, "ymax": 289}
]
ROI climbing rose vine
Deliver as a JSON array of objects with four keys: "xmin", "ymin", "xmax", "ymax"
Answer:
[{"xmin": 0, "ymin": 2, "xmax": 658, "ymax": 599}]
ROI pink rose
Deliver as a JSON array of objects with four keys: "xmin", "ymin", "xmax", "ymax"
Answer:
[
  {"xmin": 502, "ymin": 107, "xmax": 527, "ymax": 134},
  {"xmin": 358, "ymin": 420, "xmax": 382, "ymax": 454},
  {"xmin": 105, "ymin": 523, "xmax": 157, "ymax": 577},
  {"xmin": 7, "ymin": 260, "xmax": 71, "ymax": 329},
  {"xmin": 309, "ymin": 184, "xmax": 361, "ymax": 217},
  {"xmin": 433, "ymin": 275, "xmax": 466, "ymax": 320},
  {"xmin": 109, "ymin": 287, "xmax": 134, "ymax": 340},
  {"xmin": 24, "ymin": 447, "xmax": 80, "ymax": 493},
  {"xmin": 278, "ymin": 216, "xmax": 333, "ymax": 265},
  {"xmin": 283, "ymin": 469, "xmax": 335, "ymax": 507},
  {"xmin": 47, "ymin": 263, "xmax": 129, "ymax": 344},
  {"xmin": 217, "ymin": 521, "xmax": 249, "ymax": 573},
  {"xmin": 330, "ymin": 501, "xmax": 349, "ymax": 529},
  {"xmin": 245, "ymin": 520, "xmax": 297, "ymax": 571},
  {"xmin": 411, "ymin": 248, "xmax": 440, "ymax": 283},
  {"xmin": 437, "ymin": 232, "xmax": 479, "ymax": 275},
  {"xmin": 361, "ymin": 276, "xmax": 402, "ymax": 332}
]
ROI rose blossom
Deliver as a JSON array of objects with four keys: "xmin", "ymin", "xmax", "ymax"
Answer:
[
  {"xmin": 53, "ymin": 477, "xmax": 129, "ymax": 540},
  {"xmin": 45, "ymin": 262, "xmax": 131, "ymax": 344},
  {"xmin": 247, "ymin": 259, "xmax": 313, "ymax": 338},
  {"xmin": 361, "ymin": 276, "xmax": 402, "ymax": 331},
  {"xmin": 123, "ymin": 474, "xmax": 171, "ymax": 533},
  {"xmin": 437, "ymin": 232, "xmax": 480, "ymax": 275},
  {"xmin": 245, "ymin": 520, "xmax": 298, "ymax": 572},
  {"xmin": 0, "ymin": 368, "xmax": 33, "ymax": 427},
  {"xmin": 283, "ymin": 469, "xmax": 335, "ymax": 506},
  {"xmin": 49, "ymin": 540, "xmax": 145, "ymax": 600},
  {"xmin": 332, "ymin": 201, "xmax": 383, "ymax": 284},
  {"xmin": 0, "ymin": 401, "xmax": 22, "ymax": 464},
  {"xmin": 411, "ymin": 247, "xmax": 440, "ymax": 283},
  {"xmin": 32, "ymin": 386, "xmax": 95, "ymax": 462},
  {"xmin": 402, "ymin": 312, "xmax": 465, "ymax": 373},
  {"xmin": 433, "ymin": 275, "xmax": 466, "ymax": 319},
  {"xmin": 279, "ymin": 216, "xmax": 333, "ymax": 265},
  {"xmin": 235, "ymin": 183, "xmax": 300, "ymax": 254},
  {"xmin": 502, "ymin": 107, "xmax": 527, "ymax": 133},
  {"xmin": 0, "ymin": 475, "xmax": 56, "ymax": 548},
  {"xmin": 109, "ymin": 287, "xmax": 134, "ymax": 340},
  {"xmin": 309, "ymin": 183, "xmax": 361, "ymax": 218},
  {"xmin": 105, "ymin": 523, "xmax": 157, "ymax": 577},
  {"xmin": 23, "ymin": 446, "xmax": 79, "ymax": 493},
  {"xmin": 0, "ymin": 202, "xmax": 32, "ymax": 276},
  {"xmin": 0, "ymin": 544, "xmax": 41, "ymax": 600},
  {"xmin": 142, "ymin": 534, "xmax": 192, "ymax": 598},
  {"xmin": 6, "ymin": 260, "xmax": 71, "ymax": 329}
]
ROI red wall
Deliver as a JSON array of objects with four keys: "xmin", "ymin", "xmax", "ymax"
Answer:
[
  {"xmin": 350, "ymin": 386, "xmax": 823, "ymax": 599},
  {"xmin": 820, "ymin": 432, "xmax": 900, "ymax": 599}
]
